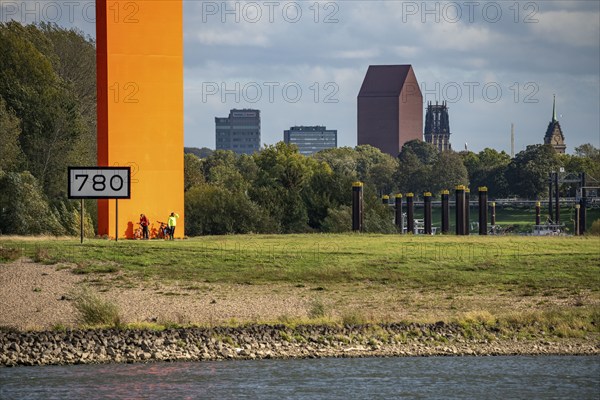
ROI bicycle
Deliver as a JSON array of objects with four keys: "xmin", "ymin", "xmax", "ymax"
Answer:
[
  {"xmin": 156, "ymin": 222, "xmax": 169, "ymax": 240},
  {"xmin": 133, "ymin": 223, "xmax": 143, "ymax": 239}
]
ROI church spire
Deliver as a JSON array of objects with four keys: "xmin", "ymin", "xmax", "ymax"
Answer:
[{"xmin": 544, "ymin": 94, "xmax": 565, "ymax": 154}]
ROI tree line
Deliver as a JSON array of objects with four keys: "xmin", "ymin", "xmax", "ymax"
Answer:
[
  {"xmin": 183, "ymin": 141, "xmax": 599, "ymax": 235},
  {"xmin": 0, "ymin": 22, "xmax": 96, "ymax": 235},
  {"xmin": 1, "ymin": 23, "xmax": 598, "ymax": 236}
]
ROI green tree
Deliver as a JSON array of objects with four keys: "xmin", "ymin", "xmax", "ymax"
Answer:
[
  {"xmin": 41, "ymin": 23, "xmax": 97, "ymax": 171},
  {"xmin": 429, "ymin": 151, "xmax": 468, "ymax": 194},
  {"xmin": 462, "ymin": 148, "xmax": 510, "ymax": 197},
  {"xmin": 313, "ymin": 147, "xmax": 358, "ymax": 205},
  {"xmin": 0, "ymin": 22, "xmax": 88, "ymax": 199},
  {"xmin": 184, "ymin": 147, "xmax": 214, "ymax": 159},
  {"xmin": 396, "ymin": 150, "xmax": 430, "ymax": 194},
  {"xmin": 460, "ymin": 151, "xmax": 480, "ymax": 179},
  {"xmin": 321, "ymin": 205, "xmax": 351, "ymax": 233},
  {"xmin": 361, "ymin": 150, "xmax": 399, "ymax": 195},
  {"xmin": 573, "ymin": 143, "xmax": 600, "ymax": 179},
  {"xmin": 505, "ymin": 145, "xmax": 561, "ymax": 198},
  {"xmin": 400, "ymin": 140, "xmax": 438, "ymax": 165},
  {"xmin": 0, "ymin": 171, "xmax": 64, "ymax": 235},
  {"xmin": 236, "ymin": 154, "xmax": 259, "ymax": 184},
  {"xmin": 183, "ymin": 153, "xmax": 205, "ymax": 191},
  {"xmin": 302, "ymin": 162, "xmax": 337, "ymax": 230},
  {"xmin": 184, "ymin": 184, "xmax": 273, "ymax": 235},
  {"xmin": 201, "ymin": 150, "xmax": 238, "ymax": 180},
  {"xmin": 0, "ymin": 96, "xmax": 23, "ymax": 171},
  {"xmin": 396, "ymin": 140, "xmax": 439, "ymax": 194},
  {"xmin": 251, "ymin": 143, "xmax": 316, "ymax": 232}
]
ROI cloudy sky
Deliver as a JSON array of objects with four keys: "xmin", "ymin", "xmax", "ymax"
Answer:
[{"xmin": 2, "ymin": 0, "xmax": 599, "ymax": 154}]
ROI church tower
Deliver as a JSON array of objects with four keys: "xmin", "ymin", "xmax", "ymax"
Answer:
[
  {"xmin": 544, "ymin": 95, "xmax": 566, "ymax": 154},
  {"xmin": 424, "ymin": 101, "xmax": 452, "ymax": 151}
]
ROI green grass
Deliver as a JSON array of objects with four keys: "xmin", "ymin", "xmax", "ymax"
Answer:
[{"xmin": 0, "ymin": 234, "xmax": 598, "ymax": 294}]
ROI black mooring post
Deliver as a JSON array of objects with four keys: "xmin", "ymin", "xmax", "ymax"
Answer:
[
  {"xmin": 382, "ymin": 195, "xmax": 389, "ymax": 205},
  {"xmin": 424, "ymin": 192, "xmax": 432, "ymax": 235},
  {"xmin": 478, "ymin": 187, "xmax": 488, "ymax": 235},
  {"xmin": 406, "ymin": 193, "xmax": 414, "ymax": 234},
  {"xmin": 535, "ymin": 201, "xmax": 541, "ymax": 225},
  {"xmin": 580, "ymin": 172, "xmax": 587, "ymax": 235},
  {"xmin": 455, "ymin": 186, "xmax": 465, "ymax": 235},
  {"xmin": 554, "ymin": 172, "xmax": 560, "ymax": 224},
  {"xmin": 575, "ymin": 204, "xmax": 580, "ymax": 236},
  {"xmin": 548, "ymin": 172, "xmax": 554, "ymax": 223},
  {"xmin": 490, "ymin": 201, "xmax": 496, "ymax": 234},
  {"xmin": 465, "ymin": 188, "xmax": 471, "ymax": 236},
  {"xmin": 395, "ymin": 194, "xmax": 403, "ymax": 233},
  {"xmin": 441, "ymin": 189, "xmax": 449, "ymax": 234},
  {"xmin": 352, "ymin": 182, "xmax": 363, "ymax": 232}
]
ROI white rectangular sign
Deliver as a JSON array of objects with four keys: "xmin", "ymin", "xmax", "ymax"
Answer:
[{"xmin": 68, "ymin": 167, "xmax": 131, "ymax": 199}]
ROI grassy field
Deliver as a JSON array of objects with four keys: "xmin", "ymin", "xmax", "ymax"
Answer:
[
  {"xmin": 1, "ymin": 234, "xmax": 598, "ymax": 332},
  {"xmin": 1, "ymin": 234, "xmax": 598, "ymax": 291}
]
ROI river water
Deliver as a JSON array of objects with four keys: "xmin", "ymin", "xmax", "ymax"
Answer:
[{"xmin": 1, "ymin": 356, "xmax": 598, "ymax": 399}]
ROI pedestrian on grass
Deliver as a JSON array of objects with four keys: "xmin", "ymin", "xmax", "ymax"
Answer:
[{"xmin": 167, "ymin": 212, "xmax": 179, "ymax": 240}]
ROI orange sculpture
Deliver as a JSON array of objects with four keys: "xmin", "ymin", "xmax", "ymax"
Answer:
[{"xmin": 96, "ymin": 0, "xmax": 184, "ymax": 239}]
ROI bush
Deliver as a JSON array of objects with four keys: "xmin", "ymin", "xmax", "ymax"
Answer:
[
  {"xmin": 588, "ymin": 219, "xmax": 600, "ymax": 236},
  {"xmin": 72, "ymin": 288, "xmax": 121, "ymax": 326},
  {"xmin": 185, "ymin": 184, "xmax": 274, "ymax": 235},
  {"xmin": 0, "ymin": 247, "xmax": 21, "ymax": 263},
  {"xmin": 322, "ymin": 206, "xmax": 351, "ymax": 233},
  {"xmin": 363, "ymin": 206, "xmax": 397, "ymax": 234},
  {"xmin": 341, "ymin": 310, "xmax": 367, "ymax": 326},
  {"xmin": 0, "ymin": 171, "xmax": 64, "ymax": 235},
  {"xmin": 308, "ymin": 300, "xmax": 326, "ymax": 319}
]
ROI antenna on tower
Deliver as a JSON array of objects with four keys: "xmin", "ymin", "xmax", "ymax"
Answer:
[{"xmin": 511, "ymin": 123, "xmax": 515, "ymax": 158}]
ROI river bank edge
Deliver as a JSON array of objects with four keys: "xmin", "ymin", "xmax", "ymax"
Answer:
[{"xmin": 2, "ymin": 322, "xmax": 599, "ymax": 367}]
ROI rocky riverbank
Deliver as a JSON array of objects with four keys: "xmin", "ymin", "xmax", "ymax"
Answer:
[{"xmin": 2, "ymin": 323, "xmax": 598, "ymax": 367}]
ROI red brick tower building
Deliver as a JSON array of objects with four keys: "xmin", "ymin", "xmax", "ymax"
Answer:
[{"xmin": 357, "ymin": 65, "xmax": 423, "ymax": 157}]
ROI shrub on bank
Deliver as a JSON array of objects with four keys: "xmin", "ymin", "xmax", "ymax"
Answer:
[
  {"xmin": 72, "ymin": 288, "xmax": 121, "ymax": 327},
  {"xmin": 588, "ymin": 219, "xmax": 600, "ymax": 236}
]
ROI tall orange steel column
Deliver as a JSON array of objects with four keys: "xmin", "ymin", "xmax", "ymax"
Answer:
[{"xmin": 96, "ymin": 0, "xmax": 184, "ymax": 238}]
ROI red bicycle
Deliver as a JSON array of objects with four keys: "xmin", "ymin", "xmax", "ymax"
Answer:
[
  {"xmin": 133, "ymin": 223, "xmax": 143, "ymax": 239},
  {"xmin": 156, "ymin": 222, "xmax": 169, "ymax": 239}
]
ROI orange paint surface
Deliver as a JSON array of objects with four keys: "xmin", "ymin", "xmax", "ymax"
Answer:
[{"xmin": 96, "ymin": 0, "xmax": 184, "ymax": 238}]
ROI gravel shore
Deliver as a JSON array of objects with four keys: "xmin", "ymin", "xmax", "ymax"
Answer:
[
  {"xmin": 2, "ymin": 323, "xmax": 599, "ymax": 367},
  {"xmin": 1, "ymin": 258, "xmax": 598, "ymax": 366}
]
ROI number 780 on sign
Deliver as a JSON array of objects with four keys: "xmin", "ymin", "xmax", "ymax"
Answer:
[{"xmin": 68, "ymin": 167, "xmax": 131, "ymax": 199}]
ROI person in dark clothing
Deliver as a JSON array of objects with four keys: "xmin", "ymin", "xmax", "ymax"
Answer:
[{"xmin": 140, "ymin": 214, "xmax": 150, "ymax": 239}]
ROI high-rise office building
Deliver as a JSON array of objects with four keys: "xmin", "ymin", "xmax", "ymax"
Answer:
[
  {"xmin": 215, "ymin": 109, "xmax": 261, "ymax": 154},
  {"xmin": 283, "ymin": 126, "xmax": 337, "ymax": 156},
  {"xmin": 357, "ymin": 65, "xmax": 423, "ymax": 157}
]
